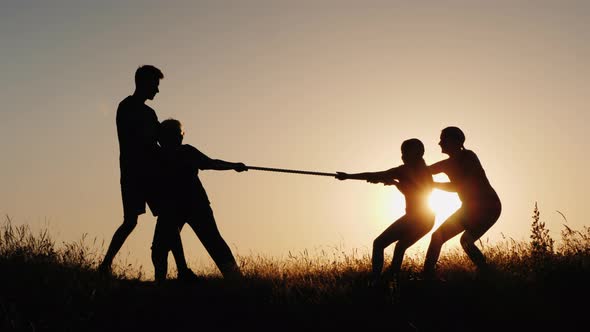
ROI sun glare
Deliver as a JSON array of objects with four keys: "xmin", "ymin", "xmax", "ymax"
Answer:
[{"xmin": 429, "ymin": 189, "xmax": 462, "ymax": 228}]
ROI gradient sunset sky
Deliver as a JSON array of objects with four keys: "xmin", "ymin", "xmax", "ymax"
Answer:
[{"xmin": 1, "ymin": 1, "xmax": 588, "ymax": 274}]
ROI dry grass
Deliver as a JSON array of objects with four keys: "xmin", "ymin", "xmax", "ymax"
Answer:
[{"xmin": 1, "ymin": 211, "xmax": 589, "ymax": 331}]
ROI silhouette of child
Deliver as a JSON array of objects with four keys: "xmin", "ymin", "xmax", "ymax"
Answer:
[
  {"xmin": 336, "ymin": 138, "xmax": 434, "ymax": 284},
  {"xmin": 151, "ymin": 118, "xmax": 247, "ymax": 282},
  {"xmin": 423, "ymin": 126, "xmax": 501, "ymax": 279}
]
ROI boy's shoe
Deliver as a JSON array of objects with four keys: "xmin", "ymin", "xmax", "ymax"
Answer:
[
  {"xmin": 97, "ymin": 262, "xmax": 112, "ymax": 276},
  {"xmin": 177, "ymin": 268, "xmax": 201, "ymax": 283},
  {"xmin": 220, "ymin": 263, "xmax": 243, "ymax": 281},
  {"xmin": 224, "ymin": 270, "xmax": 244, "ymax": 282},
  {"xmin": 368, "ymin": 275, "xmax": 386, "ymax": 289},
  {"xmin": 387, "ymin": 278, "xmax": 401, "ymax": 303}
]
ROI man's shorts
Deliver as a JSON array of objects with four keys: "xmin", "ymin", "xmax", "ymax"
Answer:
[{"xmin": 121, "ymin": 176, "xmax": 160, "ymax": 217}]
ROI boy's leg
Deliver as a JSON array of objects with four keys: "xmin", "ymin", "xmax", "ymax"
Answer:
[
  {"xmin": 390, "ymin": 240, "xmax": 410, "ymax": 276},
  {"xmin": 168, "ymin": 221, "xmax": 199, "ymax": 280},
  {"xmin": 167, "ymin": 219, "xmax": 189, "ymax": 273},
  {"xmin": 372, "ymin": 216, "xmax": 409, "ymax": 279},
  {"xmin": 187, "ymin": 206, "xmax": 241, "ymax": 279},
  {"xmin": 151, "ymin": 216, "xmax": 171, "ymax": 282},
  {"xmin": 153, "ymin": 216, "xmax": 198, "ymax": 282}
]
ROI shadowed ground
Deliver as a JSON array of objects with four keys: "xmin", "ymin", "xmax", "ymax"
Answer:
[
  {"xmin": 2, "ymin": 261, "xmax": 588, "ymax": 332},
  {"xmin": 1, "ymin": 218, "xmax": 589, "ymax": 331}
]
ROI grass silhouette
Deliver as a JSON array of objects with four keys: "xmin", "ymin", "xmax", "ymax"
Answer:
[{"xmin": 1, "ymin": 206, "xmax": 589, "ymax": 331}]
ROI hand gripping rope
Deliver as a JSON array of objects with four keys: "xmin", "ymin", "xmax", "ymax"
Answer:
[{"xmin": 246, "ymin": 166, "xmax": 337, "ymax": 177}]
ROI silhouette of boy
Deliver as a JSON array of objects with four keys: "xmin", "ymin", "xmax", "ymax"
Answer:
[
  {"xmin": 99, "ymin": 65, "xmax": 165, "ymax": 274},
  {"xmin": 151, "ymin": 118, "xmax": 247, "ymax": 282},
  {"xmin": 336, "ymin": 139, "xmax": 435, "ymax": 284}
]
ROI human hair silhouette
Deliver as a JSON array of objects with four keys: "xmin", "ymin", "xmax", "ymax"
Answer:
[
  {"xmin": 336, "ymin": 138, "xmax": 435, "ymax": 285},
  {"xmin": 134, "ymin": 65, "xmax": 163, "ymax": 92},
  {"xmin": 151, "ymin": 118, "xmax": 247, "ymax": 282},
  {"xmin": 98, "ymin": 65, "xmax": 187, "ymax": 276},
  {"xmin": 423, "ymin": 126, "xmax": 501, "ymax": 279}
]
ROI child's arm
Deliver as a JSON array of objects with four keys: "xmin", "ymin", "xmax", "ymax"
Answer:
[
  {"xmin": 187, "ymin": 145, "xmax": 247, "ymax": 172},
  {"xmin": 205, "ymin": 159, "xmax": 247, "ymax": 172},
  {"xmin": 336, "ymin": 167, "xmax": 399, "ymax": 185},
  {"xmin": 336, "ymin": 171, "xmax": 379, "ymax": 181}
]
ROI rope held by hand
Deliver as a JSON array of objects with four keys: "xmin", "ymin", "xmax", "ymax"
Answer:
[{"xmin": 246, "ymin": 166, "xmax": 337, "ymax": 177}]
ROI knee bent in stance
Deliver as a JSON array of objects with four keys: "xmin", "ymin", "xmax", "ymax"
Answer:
[
  {"xmin": 430, "ymin": 231, "xmax": 444, "ymax": 247},
  {"xmin": 121, "ymin": 216, "xmax": 138, "ymax": 231},
  {"xmin": 460, "ymin": 233, "xmax": 475, "ymax": 250},
  {"xmin": 373, "ymin": 237, "xmax": 388, "ymax": 251}
]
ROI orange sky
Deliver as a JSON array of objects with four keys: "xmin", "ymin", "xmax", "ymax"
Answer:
[{"xmin": 1, "ymin": 1, "xmax": 588, "ymax": 275}]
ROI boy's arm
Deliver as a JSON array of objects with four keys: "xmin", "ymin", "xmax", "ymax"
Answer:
[
  {"xmin": 206, "ymin": 159, "xmax": 248, "ymax": 172},
  {"xmin": 192, "ymin": 148, "xmax": 248, "ymax": 172},
  {"xmin": 336, "ymin": 167, "xmax": 399, "ymax": 185},
  {"xmin": 186, "ymin": 145, "xmax": 247, "ymax": 172}
]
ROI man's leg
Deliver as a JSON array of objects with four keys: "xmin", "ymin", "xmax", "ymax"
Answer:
[{"xmin": 99, "ymin": 214, "xmax": 138, "ymax": 273}]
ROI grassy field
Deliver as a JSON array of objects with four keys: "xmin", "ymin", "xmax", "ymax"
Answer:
[{"xmin": 1, "ymin": 207, "xmax": 589, "ymax": 331}]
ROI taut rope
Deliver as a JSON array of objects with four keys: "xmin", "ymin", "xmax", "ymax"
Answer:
[{"xmin": 246, "ymin": 166, "xmax": 337, "ymax": 177}]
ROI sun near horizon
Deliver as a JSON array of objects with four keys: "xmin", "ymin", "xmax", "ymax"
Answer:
[
  {"xmin": 429, "ymin": 189, "xmax": 462, "ymax": 229},
  {"xmin": 1, "ymin": 2, "xmax": 589, "ymax": 273}
]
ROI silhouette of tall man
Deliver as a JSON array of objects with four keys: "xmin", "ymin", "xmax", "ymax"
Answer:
[{"xmin": 99, "ymin": 65, "xmax": 163, "ymax": 274}]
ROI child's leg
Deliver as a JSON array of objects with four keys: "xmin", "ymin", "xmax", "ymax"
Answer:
[
  {"xmin": 168, "ymin": 220, "xmax": 189, "ymax": 274},
  {"xmin": 372, "ymin": 216, "xmax": 410, "ymax": 278},
  {"xmin": 151, "ymin": 216, "xmax": 169, "ymax": 282},
  {"xmin": 390, "ymin": 240, "xmax": 410, "ymax": 276},
  {"xmin": 151, "ymin": 216, "xmax": 186, "ymax": 282},
  {"xmin": 187, "ymin": 206, "xmax": 241, "ymax": 279},
  {"xmin": 392, "ymin": 216, "xmax": 435, "ymax": 277}
]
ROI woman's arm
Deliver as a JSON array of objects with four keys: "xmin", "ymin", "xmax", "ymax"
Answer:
[
  {"xmin": 427, "ymin": 159, "xmax": 448, "ymax": 175},
  {"xmin": 433, "ymin": 181, "xmax": 458, "ymax": 192}
]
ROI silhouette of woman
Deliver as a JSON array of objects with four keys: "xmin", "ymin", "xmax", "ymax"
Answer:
[
  {"xmin": 337, "ymin": 139, "xmax": 435, "ymax": 284},
  {"xmin": 423, "ymin": 126, "xmax": 501, "ymax": 279}
]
